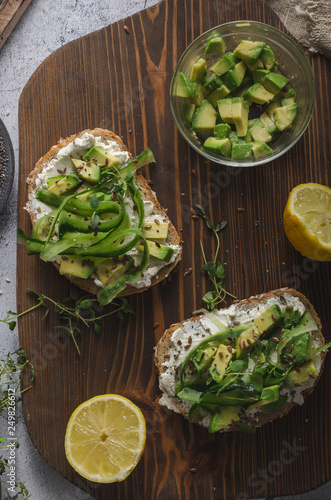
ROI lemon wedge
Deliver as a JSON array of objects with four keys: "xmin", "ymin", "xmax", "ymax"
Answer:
[
  {"xmin": 64, "ymin": 394, "xmax": 146, "ymax": 483},
  {"xmin": 283, "ymin": 183, "xmax": 331, "ymax": 261}
]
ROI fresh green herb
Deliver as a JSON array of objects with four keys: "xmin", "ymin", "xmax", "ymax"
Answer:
[
  {"xmin": 1, "ymin": 289, "xmax": 135, "ymax": 355},
  {"xmin": 89, "ymin": 193, "xmax": 99, "ymax": 209},
  {"xmin": 0, "ymin": 350, "xmax": 34, "ymax": 498},
  {"xmin": 195, "ymin": 204, "xmax": 234, "ymax": 310}
]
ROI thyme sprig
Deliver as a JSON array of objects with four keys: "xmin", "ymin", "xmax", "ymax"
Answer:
[{"xmin": 195, "ymin": 204, "xmax": 235, "ymax": 310}]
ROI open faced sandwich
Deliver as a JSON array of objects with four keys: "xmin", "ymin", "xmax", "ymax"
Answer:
[
  {"xmin": 20, "ymin": 129, "xmax": 182, "ymax": 305},
  {"xmin": 155, "ymin": 289, "xmax": 330, "ymax": 433}
]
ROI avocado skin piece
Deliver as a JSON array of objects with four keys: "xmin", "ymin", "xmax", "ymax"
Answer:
[
  {"xmin": 233, "ymin": 40, "xmax": 266, "ymax": 65},
  {"xmin": 47, "ymin": 174, "xmax": 81, "ymax": 195},
  {"xmin": 208, "ymin": 406, "xmax": 240, "ymax": 433},
  {"xmin": 192, "ymin": 99, "xmax": 217, "ymax": 135},
  {"xmin": 285, "ymin": 360, "xmax": 319, "ymax": 388},
  {"xmin": 60, "ymin": 256, "xmax": 96, "ymax": 279},
  {"xmin": 204, "ymin": 36, "xmax": 225, "ymax": 55},
  {"xmin": 203, "ymin": 137, "xmax": 231, "ymax": 157}
]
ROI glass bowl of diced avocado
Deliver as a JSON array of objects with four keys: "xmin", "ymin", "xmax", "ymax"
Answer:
[{"xmin": 170, "ymin": 21, "xmax": 315, "ymax": 167}]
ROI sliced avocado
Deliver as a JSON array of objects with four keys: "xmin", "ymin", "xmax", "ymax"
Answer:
[
  {"xmin": 190, "ymin": 57, "xmax": 207, "ymax": 82},
  {"xmin": 217, "ymin": 98, "xmax": 233, "ymax": 123},
  {"xmin": 285, "ymin": 360, "xmax": 319, "ymax": 388},
  {"xmin": 274, "ymin": 103, "xmax": 297, "ymax": 131},
  {"xmin": 142, "ymin": 221, "xmax": 169, "ymax": 239},
  {"xmin": 207, "ymin": 85, "xmax": 231, "ymax": 107},
  {"xmin": 210, "ymin": 52, "xmax": 239, "ymax": 76},
  {"xmin": 83, "ymin": 146, "xmax": 121, "ymax": 169},
  {"xmin": 204, "ymin": 36, "xmax": 225, "ymax": 55},
  {"xmin": 236, "ymin": 326, "xmax": 259, "ymax": 358},
  {"xmin": 259, "ymin": 111, "xmax": 278, "ymax": 135},
  {"xmin": 31, "ymin": 211, "xmax": 57, "ymax": 241},
  {"xmin": 208, "ymin": 406, "xmax": 240, "ymax": 433},
  {"xmin": 183, "ymin": 103, "xmax": 196, "ymax": 124},
  {"xmin": 74, "ymin": 182, "xmax": 95, "ymax": 201},
  {"xmin": 204, "ymin": 76, "xmax": 223, "ymax": 93},
  {"xmin": 193, "ymin": 344, "xmax": 218, "ymax": 374},
  {"xmin": 174, "ymin": 72, "xmax": 198, "ymax": 98},
  {"xmin": 95, "ymin": 258, "xmax": 130, "ymax": 286},
  {"xmin": 248, "ymin": 119, "xmax": 272, "ymax": 143},
  {"xmin": 213, "ymin": 123, "xmax": 231, "ymax": 139},
  {"xmin": 209, "ymin": 343, "xmax": 234, "ymax": 383},
  {"xmin": 72, "ymin": 158, "xmax": 101, "ymax": 184},
  {"xmin": 60, "ymin": 256, "xmax": 96, "ymax": 279},
  {"xmin": 231, "ymin": 142, "xmax": 253, "ymax": 159},
  {"xmin": 222, "ymin": 60, "xmax": 247, "ymax": 92},
  {"xmin": 243, "ymin": 83, "xmax": 274, "ymax": 105},
  {"xmin": 253, "ymin": 69, "xmax": 270, "ymax": 84},
  {"xmin": 232, "ymin": 97, "xmax": 249, "ymax": 137},
  {"xmin": 260, "ymin": 46, "xmax": 277, "ymax": 71},
  {"xmin": 47, "ymin": 174, "xmax": 81, "ymax": 195},
  {"xmin": 251, "ymin": 141, "xmax": 273, "ymax": 158},
  {"xmin": 233, "ymin": 40, "xmax": 266, "ymax": 65},
  {"xmin": 136, "ymin": 240, "xmax": 175, "ymax": 262},
  {"xmin": 253, "ymin": 305, "xmax": 281, "ymax": 335},
  {"xmin": 203, "ymin": 137, "xmax": 231, "ymax": 157},
  {"xmin": 192, "ymin": 99, "xmax": 217, "ymax": 135},
  {"xmin": 188, "ymin": 83, "xmax": 207, "ymax": 106},
  {"xmin": 262, "ymin": 72, "xmax": 289, "ymax": 95},
  {"xmin": 249, "ymin": 385, "xmax": 279, "ymax": 409}
]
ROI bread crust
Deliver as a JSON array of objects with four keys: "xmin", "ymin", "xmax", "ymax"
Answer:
[
  {"xmin": 155, "ymin": 288, "xmax": 326, "ymax": 431},
  {"xmin": 25, "ymin": 128, "xmax": 182, "ymax": 297}
]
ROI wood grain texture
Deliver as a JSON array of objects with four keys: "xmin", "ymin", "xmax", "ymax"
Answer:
[
  {"xmin": 17, "ymin": 0, "xmax": 330, "ymax": 498},
  {"xmin": 0, "ymin": 0, "xmax": 31, "ymax": 50}
]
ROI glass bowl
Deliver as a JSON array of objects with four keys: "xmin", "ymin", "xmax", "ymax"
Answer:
[
  {"xmin": 170, "ymin": 21, "xmax": 315, "ymax": 167},
  {"xmin": 0, "ymin": 118, "xmax": 14, "ymax": 214}
]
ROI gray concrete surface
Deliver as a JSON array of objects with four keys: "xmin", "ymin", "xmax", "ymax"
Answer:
[{"xmin": 0, "ymin": 1, "xmax": 330, "ymax": 499}]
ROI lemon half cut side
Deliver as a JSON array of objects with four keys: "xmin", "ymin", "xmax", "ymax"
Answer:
[
  {"xmin": 283, "ymin": 183, "xmax": 331, "ymax": 262},
  {"xmin": 64, "ymin": 394, "xmax": 146, "ymax": 483}
]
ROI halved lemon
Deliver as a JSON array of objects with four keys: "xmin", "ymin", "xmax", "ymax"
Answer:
[
  {"xmin": 283, "ymin": 183, "xmax": 331, "ymax": 261},
  {"xmin": 64, "ymin": 394, "xmax": 146, "ymax": 483}
]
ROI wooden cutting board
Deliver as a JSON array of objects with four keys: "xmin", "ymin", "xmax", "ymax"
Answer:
[{"xmin": 17, "ymin": 0, "xmax": 331, "ymax": 498}]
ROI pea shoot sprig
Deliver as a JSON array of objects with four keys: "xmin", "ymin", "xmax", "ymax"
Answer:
[{"xmin": 195, "ymin": 204, "xmax": 235, "ymax": 310}]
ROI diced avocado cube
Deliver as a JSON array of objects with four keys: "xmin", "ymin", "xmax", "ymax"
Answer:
[
  {"xmin": 204, "ymin": 36, "xmax": 226, "ymax": 55},
  {"xmin": 231, "ymin": 142, "xmax": 253, "ymax": 159},
  {"xmin": 228, "ymin": 131, "xmax": 244, "ymax": 146},
  {"xmin": 233, "ymin": 40, "xmax": 266, "ymax": 64},
  {"xmin": 222, "ymin": 60, "xmax": 247, "ymax": 92},
  {"xmin": 244, "ymin": 129, "xmax": 252, "ymax": 143},
  {"xmin": 251, "ymin": 141, "xmax": 273, "ymax": 158},
  {"xmin": 207, "ymin": 85, "xmax": 231, "ymax": 107},
  {"xmin": 83, "ymin": 146, "xmax": 121, "ymax": 169},
  {"xmin": 232, "ymin": 97, "xmax": 249, "ymax": 137},
  {"xmin": 243, "ymin": 83, "xmax": 274, "ymax": 105},
  {"xmin": 274, "ymin": 103, "xmax": 297, "ymax": 131},
  {"xmin": 204, "ymin": 76, "xmax": 223, "ymax": 93},
  {"xmin": 203, "ymin": 137, "xmax": 231, "ymax": 157},
  {"xmin": 190, "ymin": 57, "xmax": 207, "ymax": 82},
  {"xmin": 47, "ymin": 174, "xmax": 81, "ymax": 195},
  {"xmin": 208, "ymin": 406, "xmax": 240, "ymax": 433},
  {"xmin": 95, "ymin": 258, "xmax": 130, "ymax": 286},
  {"xmin": 249, "ymin": 385, "xmax": 279, "ymax": 409},
  {"xmin": 248, "ymin": 118, "xmax": 272, "ymax": 143},
  {"xmin": 174, "ymin": 72, "xmax": 198, "ymax": 98},
  {"xmin": 136, "ymin": 240, "xmax": 175, "ymax": 262},
  {"xmin": 183, "ymin": 103, "xmax": 195, "ymax": 124},
  {"xmin": 217, "ymin": 98, "xmax": 233, "ymax": 123},
  {"xmin": 209, "ymin": 343, "xmax": 234, "ymax": 383},
  {"xmin": 210, "ymin": 52, "xmax": 239, "ymax": 76},
  {"xmin": 260, "ymin": 46, "xmax": 278, "ymax": 71},
  {"xmin": 192, "ymin": 99, "xmax": 217, "ymax": 135},
  {"xmin": 74, "ymin": 182, "xmax": 94, "ymax": 201},
  {"xmin": 285, "ymin": 88, "xmax": 296, "ymax": 98},
  {"xmin": 188, "ymin": 83, "xmax": 208, "ymax": 106},
  {"xmin": 245, "ymin": 58, "xmax": 264, "ymax": 72},
  {"xmin": 73, "ymin": 158, "xmax": 101, "ymax": 184},
  {"xmin": 142, "ymin": 221, "xmax": 168, "ymax": 239},
  {"xmin": 60, "ymin": 256, "xmax": 96, "ymax": 279},
  {"xmin": 193, "ymin": 344, "xmax": 217, "ymax": 374},
  {"xmin": 285, "ymin": 360, "xmax": 318, "ymax": 389},
  {"xmin": 265, "ymin": 99, "xmax": 282, "ymax": 119},
  {"xmin": 253, "ymin": 305, "xmax": 281, "ymax": 335},
  {"xmin": 213, "ymin": 123, "xmax": 231, "ymax": 139},
  {"xmin": 253, "ymin": 69, "xmax": 270, "ymax": 84},
  {"xmin": 262, "ymin": 72, "xmax": 289, "ymax": 94},
  {"xmin": 260, "ymin": 112, "xmax": 278, "ymax": 135},
  {"xmin": 281, "ymin": 97, "xmax": 296, "ymax": 106}
]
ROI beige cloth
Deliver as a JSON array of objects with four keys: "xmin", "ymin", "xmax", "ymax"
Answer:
[{"xmin": 266, "ymin": 0, "xmax": 331, "ymax": 58}]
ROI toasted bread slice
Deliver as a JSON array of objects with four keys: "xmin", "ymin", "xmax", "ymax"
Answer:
[
  {"xmin": 155, "ymin": 288, "xmax": 326, "ymax": 432},
  {"xmin": 25, "ymin": 128, "xmax": 182, "ymax": 298}
]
